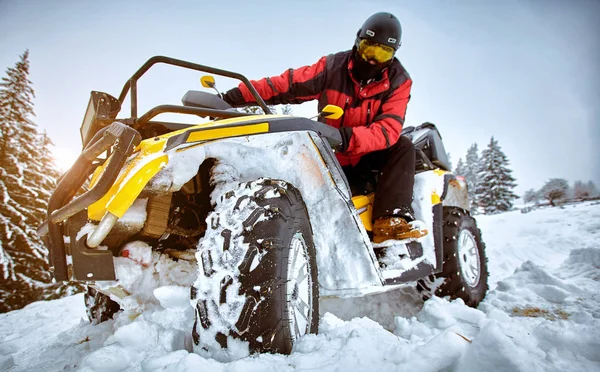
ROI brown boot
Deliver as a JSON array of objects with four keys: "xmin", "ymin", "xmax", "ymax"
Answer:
[{"xmin": 372, "ymin": 216, "xmax": 428, "ymax": 243}]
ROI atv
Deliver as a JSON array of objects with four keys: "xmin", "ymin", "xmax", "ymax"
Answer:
[{"xmin": 39, "ymin": 56, "xmax": 488, "ymax": 359}]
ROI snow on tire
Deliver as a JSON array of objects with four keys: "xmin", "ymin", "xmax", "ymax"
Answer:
[
  {"xmin": 418, "ymin": 207, "xmax": 489, "ymax": 307},
  {"xmin": 191, "ymin": 178, "xmax": 318, "ymax": 358}
]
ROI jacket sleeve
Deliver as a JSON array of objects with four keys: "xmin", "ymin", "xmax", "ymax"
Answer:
[
  {"xmin": 222, "ymin": 56, "xmax": 329, "ymax": 107},
  {"xmin": 347, "ymin": 78, "xmax": 412, "ymax": 155}
]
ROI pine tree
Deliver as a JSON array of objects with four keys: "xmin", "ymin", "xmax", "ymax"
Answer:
[
  {"xmin": 0, "ymin": 51, "xmax": 78, "ymax": 312},
  {"xmin": 454, "ymin": 157, "xmax": 466, "ymax": 177},
  {"xmin": 32, "ymin": 133, "xmax": 82, "ymax": 300},
  {"xmin": 446, "ymin": 152, "xmax": 453, "ymax": 171},
  {"xmin": 475, "ymin": 137, "xmax": 518, "ymax": 214},
  {"xmin": 464, "ymin": 143, "xmax": 481, "ymax": 213},
  {"xmin": 25, "ymin": 132, "xmax": 60, "ymax": 220}
]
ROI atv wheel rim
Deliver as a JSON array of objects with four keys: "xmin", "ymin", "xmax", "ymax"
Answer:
[
  {"xmin": 457, "ymin": 229, "xmax": 481, "ymax": 287},
  {"xmin": 287, "ymin": 233, "xmax": 312, "ymax": 341}
]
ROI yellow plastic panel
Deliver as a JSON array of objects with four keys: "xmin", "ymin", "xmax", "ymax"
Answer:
[
  {"xmin": 88, "ymin": 136, "xmax": 169, "ymax": 221},
  {"xmin": 88, "ymin": 154, "xmax": 168, "ymax": 220},
  {"xmin": 352, "ymin": 193, "xmax": 375, "ymax": 231},
  {"xmin": 431, "ymin": 191, "xmax": 441, "ymax": 205},
  {"xmin": 136, "ymin": 136, "xmax": 167, "ymax": 154},
  {"xmin": 106, "ymin": 154, "xmax": 168, "ymax": 218},
  {"xmin": 88, "ymin": 163, "xmax": 105, "ymax": 189},
  {"xmin": 143, "ymin": 115, "xmax": 282, "ymax": 145},
  {"xmin": 186, "ymin": 123, "xmax": 269, "ymax": 143}
]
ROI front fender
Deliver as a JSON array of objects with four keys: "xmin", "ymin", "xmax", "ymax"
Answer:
[
  {"xmin": 147, "ymin": 131, "xmax": 384, "ymax": 295},
  {"xmin": 442, "ymin": 176, "xmax": 471, "ymax": 211}
]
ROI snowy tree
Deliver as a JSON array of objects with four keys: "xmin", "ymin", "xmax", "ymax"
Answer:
[
  {"xmin": 239, "ymin": 104, "xmax": 288, "ymax": 115},
  {"xmin": 587, "ymin": 181, "xmax": 599, "ymax": 197},
  {"xmin": 26, "ymin": 132, "xmax": 61, "ymax": 219},
  {"xmin": 573, "ymin": 180, "xmax": 598, "ymax": 199},
  {"xmin": 475, "ymin": 137, "xmax": 518, "ymax": 214},
  {"xmin": 239, "ymin": 104, "xmax": 278, "ymax": 114},
  {"xmin": 541, "ymin": 178, "xmax": 569, "ymax": 206},
  {"xmin": 523, "ymin": 188, "xmax": 541, "ymax": 205},
  {"xmin": 280, "ymin": 103, "xmax": 293, "ymax": 116},
  {"xmin": 446, "ymin": 152, "xmax": 453, "ymax": 172},
  {"xmin": 454, "ymin": 157, "xmax": 466, "ymax": 177},
  {"xmin": 464, "ymin": 143, "xmax": 481, "ymax": 213},
  {"xmin": 572, "ymin": 181, "xmax": 588, "ymax": 199},
  {"xmin": 0, "ymin": 51, "xmax": 48, "ymax": 311},
  {"xmin": 0, "ymin": 51, "xmax": 79, "ymax": 313},
  {"xmin": 34, "ymin": 133, "xmax": 82, "ymax": 300},
  {"xmin": 239, "ymin": 106, "xmax": 263, "ymax": 114}
]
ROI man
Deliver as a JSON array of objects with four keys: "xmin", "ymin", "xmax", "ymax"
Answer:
[{"xmin": 221, "ymin": 12, "xmax": 426, "ymax": 243}]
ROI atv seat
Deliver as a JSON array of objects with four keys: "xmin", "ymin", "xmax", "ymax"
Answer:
[{"xmin": 402, "ymin": 122, "xmax": 451, "ymax": 172}]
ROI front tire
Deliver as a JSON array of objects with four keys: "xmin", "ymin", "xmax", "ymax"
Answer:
[
  {"xmin": 191, "ymin": 179, "xmax": 318, "ymax": 357},
  {"xmin": 418, "ymin": 207, "xmax": 488, "ymax": 307}
]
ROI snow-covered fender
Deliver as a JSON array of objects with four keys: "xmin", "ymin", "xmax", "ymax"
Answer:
[
  {"xmin": 411, "ymin": 170, "xmax": 470, "ymax": 275},
  {"xmin": 412, "ymin": 170, "xmax": 446, "ymax": 274},
  {"xmin": 75, "ymin": 115, "xmax": 366, "ymax": 285},
  {"xmin": 441, "ymin": 175, "xmax": 471, "ymax": 211},
  {"xmin": 143, "ymin": 130, "xmax": 384, "ymax": 297},
  {"xmin": 415, "ymin": 170, "xmax": 470, "ymax": 213}
]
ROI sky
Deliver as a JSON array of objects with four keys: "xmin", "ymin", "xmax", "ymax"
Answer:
[{"xmin": 0, "ymin": 0, "xmax": 598, "ymax": 197}]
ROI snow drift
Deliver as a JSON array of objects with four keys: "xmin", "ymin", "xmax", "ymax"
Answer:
[{"xmin": 1, "ymin": 202, "xmax": 599, "ymax": 371}]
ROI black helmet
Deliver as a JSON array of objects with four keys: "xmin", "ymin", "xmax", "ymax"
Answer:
[{"xmin": 355, "ymin": 12, "xmax": 402, "ymax": 51}]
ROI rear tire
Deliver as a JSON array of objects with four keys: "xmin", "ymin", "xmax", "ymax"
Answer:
[
  {"xmin": 84, "ymin": 286, "xmax": 121, "ymax": 324},
  {"xmin": 418, "ymin": 207, "xmax": 488, "ymax": 307},
  {"xmin": 191, "ymin": 178, "xmax": 318, "ymax": 356}
]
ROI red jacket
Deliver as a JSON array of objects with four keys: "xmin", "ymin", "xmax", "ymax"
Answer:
[{"xmin": 223, "ymin": 50, "xmax": 412, "ymax": 166}]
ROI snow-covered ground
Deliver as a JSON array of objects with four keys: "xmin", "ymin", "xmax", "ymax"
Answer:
[{"xmin": 1, "ymin": 202, "xmax": 599, "ymax": 371}]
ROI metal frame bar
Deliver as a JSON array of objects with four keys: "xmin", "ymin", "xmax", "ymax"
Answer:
[
  {"xmin": 46, "ymin": 122, "xmax": 141, "ymax": 280},
  {"xmin": 117, "ymin": 56, "xmax": 272, "ymax": 117},
  {"xmin": 137, "ymin": 104, "xmax": 248, "ymax": 126}
]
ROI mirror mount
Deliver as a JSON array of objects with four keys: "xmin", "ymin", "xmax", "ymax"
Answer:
[{"xmin": 201, "ymin": 75, "xmax": 222, "ymax": 97}]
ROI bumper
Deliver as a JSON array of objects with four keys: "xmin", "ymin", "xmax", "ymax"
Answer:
[{"xmin": 43, "ymin": 122, "xmax": 141, "ymax": 281}]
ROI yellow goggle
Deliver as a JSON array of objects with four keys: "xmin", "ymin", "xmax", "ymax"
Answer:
[{"xmin": 357, "ymin": 39, "xmax": 395, "ymax": 64}]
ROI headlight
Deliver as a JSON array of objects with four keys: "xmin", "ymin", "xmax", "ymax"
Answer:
[{"xmin": 80, "ymin": 91, "xmax": 121, "ymax": 147}]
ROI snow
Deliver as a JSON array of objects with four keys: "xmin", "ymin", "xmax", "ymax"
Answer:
[
  {"xmin": 116, "ymin": 198, "xmax": 148, "ymax": 232},
  {"xmin": 91, "ymin": 245, "xmax": 198, "ymax": 315},
  {"xmin": 1, "ymin": 202, "xmax": 599, "ymax": 371}
]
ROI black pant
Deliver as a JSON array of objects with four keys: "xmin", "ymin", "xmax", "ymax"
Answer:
[{"xmin": 342, "ymin": 136, "xmax": 416, "ymax": 220}]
